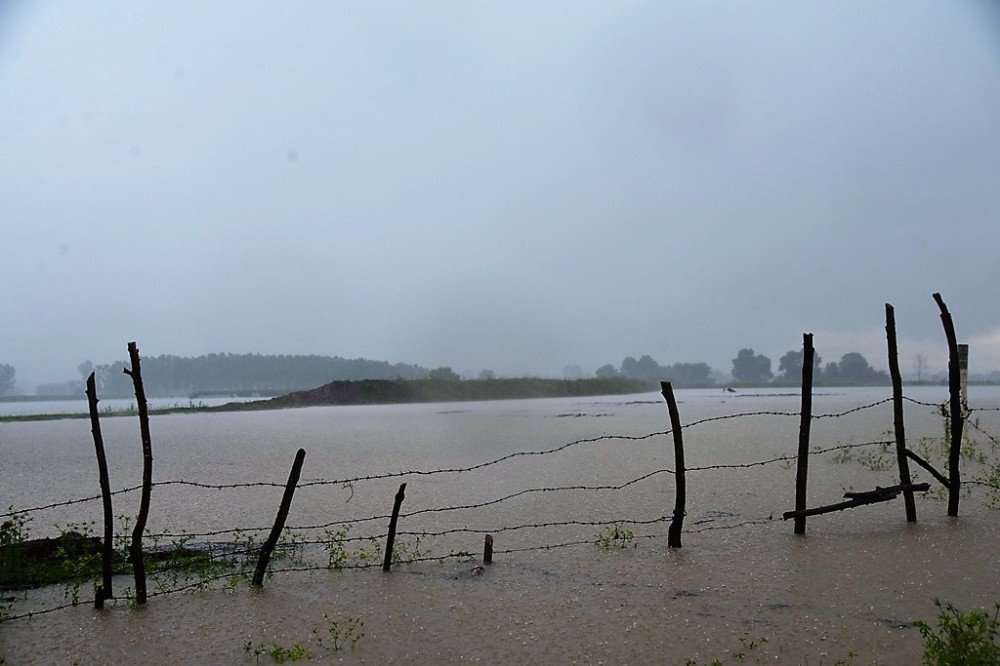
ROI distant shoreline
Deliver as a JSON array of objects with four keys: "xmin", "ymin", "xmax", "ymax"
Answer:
[{"xmin": 0, "ymin": 377, "xmax": 649, "ymax": 423}]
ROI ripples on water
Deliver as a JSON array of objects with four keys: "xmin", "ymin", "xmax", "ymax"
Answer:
[{"xmin": 2, "ymin": 386, "xmax": 998, "ymax": 664}]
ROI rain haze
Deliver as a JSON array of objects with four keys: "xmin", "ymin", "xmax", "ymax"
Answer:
[{"xmin": 2, "ymin": 2, "xmax": 1000, "ymax": 390}]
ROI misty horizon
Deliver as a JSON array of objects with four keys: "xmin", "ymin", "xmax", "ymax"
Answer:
[{"xmin": 3, "ymin": 3, "xmax": 999, "ymax": 391}]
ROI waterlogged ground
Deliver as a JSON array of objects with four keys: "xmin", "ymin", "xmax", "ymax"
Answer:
[{"xmin": 2, "ymin": 387, "xmax": 999, "ymax": 664}]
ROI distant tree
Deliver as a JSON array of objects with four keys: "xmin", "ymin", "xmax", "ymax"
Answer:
[
  {"xmin": 777, "ymin": 349, "xmax": 822, "ymax": 380},
  {"xmin": 478, "ymin": 369, "xmax": 496, "ymax": 380},
  {"xmin": 428, "ymin": 366, "xmax": 460, "ymax": 381},
  {"xmin": 0, "ymin": 363, "xmax": 15, "ymax": 396},
  {"xmin": 619, "ymin": 355, "xmax": 666, "ymax": 384},
  {"xmin": 78, "ymin": 360, "xmax": 94, "ymax": 380},
  {"xmin": 732, "ymin": 349, "xmax": 772, "ymax": 384},
  {"xmin": 36, "ymin": 380, "xmax": 84, "ymax": 396},
  {"xmin": 595, "ymin": 364, "xmax": 618, "ymax": 378},
  {"xmin": 663, "ymin": 362, "xmax": 713, "ymax": 386},
  {"xmin": 824, "ymin": 353, "xmax": 889, "ymax": 385},
  {"xmin": 563, "ymin": 365, "xmax": 583, "ymax": 380}
]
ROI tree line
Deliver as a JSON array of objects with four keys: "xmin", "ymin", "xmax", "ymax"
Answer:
[
  {"xmin": 31, "ymin": 354, "xmax": 458, "ymax": 398},
  {"xmin": 594, "ymin": 348, "xmax": 892, "ymax": 387}
]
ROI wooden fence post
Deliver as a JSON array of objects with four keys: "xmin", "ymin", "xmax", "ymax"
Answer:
[
  {"xmin": 660, "ymin": 381, "xmax": 685, "ymax": 548},
  {"xmin": 252, "ymin": 448, "xmax": 306, "ymax": 587},
  {"xmin": 382, "ymin": 483, "xmax": 407, "ymax": 572},
  {"xmin": 86, "ymin": 373, "xmax": 115, "ymax": 608},
  {"xmin": 885, "ymin": 305, "xmax": 917, "ymax": 522},
  {"xmin": 124, "ymin": 342, "xmax": 153, "ymax": 604},
  {"xmin": 932, "ymin": 293, "xmax": 964, "ymax": 517},
  {"xmin": 794, "ymin": 333, "xmax": 815, "ymax": 535},
  {"xmin": 483, "ymin": 534, "xmax": 493, "ymax": 564}
]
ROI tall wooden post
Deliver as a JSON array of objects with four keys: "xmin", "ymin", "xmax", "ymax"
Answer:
[
  {"xmin": 86, "ymin": 373, "xmax": 115, "ymax": 607},
  {"xmin": 124, "ymin": 342, "xmax": 153, "ymax": 604},
  {"xmin": 885, "ymin": 305, "xmax": 917, "ymax": 522},
  {"xmin": 932, "ymin": 293, "xmax": 964, "ymax": 517},
  {"xmin": 382, "ymin": 483, "xmax": 407, "ymax": 572},
  {"xmin": 660, "ymin": 381, "xmax": 685, "ymax": 548},
  {"xmin": 794, "ymin": 333, "xmax": 815, "ymax": 535},
  {"xmin": 252, "ymin": 448, "xmax": 306, "ymax": 587}
]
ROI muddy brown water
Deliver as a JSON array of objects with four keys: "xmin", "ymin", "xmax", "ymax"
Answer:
[{"xmin": 2, "ymin": 387, "xmax": 999, "ymax": 664}]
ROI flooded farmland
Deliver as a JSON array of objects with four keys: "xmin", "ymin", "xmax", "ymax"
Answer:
[{"xmin": 2, "ymin": 387, "xmax": 999, "ymax": 664}]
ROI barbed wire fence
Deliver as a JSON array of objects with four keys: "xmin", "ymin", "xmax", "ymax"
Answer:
[
  {"xmin": 4, "ymin": 294, "xmax": 1000, "ymax": 624},
  {"xmin": 3, "ymin": 390, "xmax": 998, "ymax": 625}
]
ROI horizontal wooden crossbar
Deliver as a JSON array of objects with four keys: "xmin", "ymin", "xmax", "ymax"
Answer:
[{"xmin": 783, "ymin": 483, "xmax": 930, "ymax": 520}]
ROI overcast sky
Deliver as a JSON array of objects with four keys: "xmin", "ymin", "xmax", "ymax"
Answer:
[{"xmin": 2, "ymin": 2, "xmax": 999, "ymax": 388}]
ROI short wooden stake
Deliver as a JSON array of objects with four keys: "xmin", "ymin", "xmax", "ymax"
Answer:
[
  {"xmin": 793, "ymin": 333, "xmax": 815, "ymax": 535},
  {"xmin": 252, "ymin": 448, "xmax": 306, "ymax": 587},
  {"xmin": 86, "ymin": 373, "xmax": 115, "ymax": 608},
  {"xmin": 483, "ymin": 534, "xmax": 493, "ymax": 564},
  {"xmin": 124, "ymin": 341, "xmax": 153, "ymax": 604},
  {"xmin": 382, "ymin": 483, "xmax": 407, "ymax": 572},
  {"xmin": 933, "ymin": 293, "xmax": 964, "ymax": 517},
  {"xmin": 885, "ymin": 304, "xmax": 917, "ymax": 522},
  {"xmin": 660, "ymin": 381, "xmax": 685, "ymax": 548}
]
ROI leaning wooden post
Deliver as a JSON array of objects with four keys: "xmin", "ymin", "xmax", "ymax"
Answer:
[
  {"xmin": 252, "ymin": 448, "xmax": 306, "ymax": 587},
  {"xmin": 932, "ymin": 293, "xmax": 964, "ymax": 517},
  {"xmin": 86, "ymin": 373, "xmax": 115, "ymax": 608},
  {"xmin": 885, "ymin": 305, "xmax": 917, "ymax": 522},
  {"xmin": 793, "ymin": 333, "xmax": 815, "ymax": 535},
  {"xmin": 124, "ymin": 342, "xmax": 153, "ymax": 604},
  {"xmin": 382, "ymin": 483, "xmax": 407, "ymax": 572},
  {"xmin": 660, "ymin": 381, "xmax": 685, "ymax": 548},
  {"xmin": 483, "ymin": 534, "xmax": 493, "ymax": 564}
]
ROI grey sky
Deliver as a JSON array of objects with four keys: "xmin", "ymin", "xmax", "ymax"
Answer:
[{"xmin": 2, "ymin": 2, "xmax": 999, "ymax": 389}]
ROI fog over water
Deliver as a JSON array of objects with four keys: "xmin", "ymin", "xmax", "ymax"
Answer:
[{"xmin": 2, "ymin": 2, "xmax": 1000, "ymax": 389}]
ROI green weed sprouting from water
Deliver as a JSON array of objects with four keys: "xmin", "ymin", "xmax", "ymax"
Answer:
[
  {"xmin": 243, "ymin": 615, "xmax": 365, "ymax": 662},
  {"xmin": 595, "ymin": 523, "xmax": 636, "ymax": 550},
  {"xmin": 391, "ymin": 536, "xmax": 427, "ymax": 564},
  {"xmin": 313, "ymin": 614, "xmax": 365, "ymax": 651},
  {"xmin": 320, "ymin": 525, "xmax": 352, "ymax": 570},
  {"xmin": 913, "ymin": 598, "xmax": 1000, "ymax": 665},
  {"xmin": 243, "ymin": 640, "xmax": 310, "ymax": 663}
]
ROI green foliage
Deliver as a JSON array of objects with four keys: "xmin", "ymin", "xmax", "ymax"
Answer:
[
  {"xmin": 0, "ymin": 509, "xmax": 31, "ymax": 546},
  {"xmin": 243, "ymin": 640, "xmax": 310, "ymax": 663},
  {"xmin": 243, "ymin": 615, "xmax": 365, "ymax": 662},
  {"xmin": 830, "ymin": 439, "xmax": 893, "ymax": 471},
  {"xmin": 595, "ymin": 523, "xmax": 636, "ymax": 550},
  {"xmin": 313, "ymin": 614, "xmax": 365, "ymax": 651},
  {"xmin": 913, "ymin": 599, "xmax": 1000, "ymax": 665}
]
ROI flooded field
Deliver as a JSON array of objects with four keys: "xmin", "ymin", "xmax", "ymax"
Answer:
[{"xmin": 2, "ymin": 387, "xmax": 999, "ymax": 664}]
